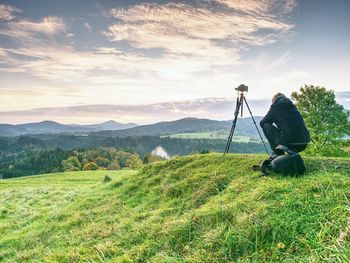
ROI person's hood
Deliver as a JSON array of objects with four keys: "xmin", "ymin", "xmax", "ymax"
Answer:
[{"xmin": 272, "ymin": 95, "xmax": 294, "ymax": 109}]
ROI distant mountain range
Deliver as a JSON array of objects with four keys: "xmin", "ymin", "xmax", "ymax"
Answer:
[
  {"xmin": 91, "ymin": 118, "xmax": 229, "ymax": 137},
  {"xmin": 0, "ymin": 120, "xmax": 138, "ymax": 136},
  {"xmin": 89, "ymin": 117, "xmax": 264, "ymax": 138},
  {"xmin": 0, "ymin": 117, "xmax": 264, "ymax": 138}
]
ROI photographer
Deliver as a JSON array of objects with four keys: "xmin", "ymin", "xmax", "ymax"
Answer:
[{"xmin": 260, "ymin": 93, "xmax": 310, "ymax": 156}]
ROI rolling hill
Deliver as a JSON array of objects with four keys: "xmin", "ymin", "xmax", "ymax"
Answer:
[
  {"xmin": 1, "ymin": 154, "xmax": 350, "ymax": 262},
  {"xmin": 0, "ymin": 117, "xmax": 264, "ymax": 138},
  {"xmin": 92, "ymin": 117, "xmax": 264, "ymax": 138},
  {"xmin": 0, "ymin": 120, "xmax": 137, "ymax": 136}
]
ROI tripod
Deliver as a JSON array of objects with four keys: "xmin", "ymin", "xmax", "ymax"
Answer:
[{"xmin": 223, "ymin": 90, "xmax": 269, "ymax": 156}]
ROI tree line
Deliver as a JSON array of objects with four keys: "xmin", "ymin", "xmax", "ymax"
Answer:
[
  {"xmin": 0, "ymin": 148, "xmax": 164, "ymax": 179},
  {"xmin": 0, "ymin": 137, "xmax": 267, "ymax": 179},
  {"xmin": 0, "ymin": 135, "xmax": 267, "ymax": 155}
]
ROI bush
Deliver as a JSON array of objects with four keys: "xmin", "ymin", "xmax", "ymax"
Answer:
[
  {"xmin": 107, "ymin": 160, "xmax": 121, "ymax": 170},
  {"xmin": 143, "ymin": 153, "xmax": 164, "ymax": 164},
  {"xmin": 62, "ymin": 156, "xmax": 81, "ymax": 171},
  {"xmin": 95, "ymin": 157, "xmax": 110, "ymax": 168},
  {"xmin": 125, "ymin": 154, "xmax": 143, "ymax": 169},
  {"xmin": 103, "ymin": 175, "xmax": 112, "ymax": 182},
  {"xmin": 82, "ymin": 162, "xmax": 99, "ymax": 171}
]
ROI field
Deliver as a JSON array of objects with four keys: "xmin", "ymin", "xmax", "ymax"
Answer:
[
  {"xmin": 1, "ymin": 154, "xmax": 350, "ymax": 262},
  {"xmin": 165, "ymin": 132, "xmax": 253, "ymax": 142}
]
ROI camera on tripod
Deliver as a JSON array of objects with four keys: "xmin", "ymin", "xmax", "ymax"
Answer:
[
  {"xmin": 235, "ymin": 84, "xmax": 248, "ymax": 93},
  {"xmin": 223, "ymin": 83, "xmax": 268, "ymax": 156}
]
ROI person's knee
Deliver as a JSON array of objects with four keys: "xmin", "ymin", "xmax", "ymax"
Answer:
[{"xmin": 289, "ymin": 143, "xmax": 308, "ymax": 153}]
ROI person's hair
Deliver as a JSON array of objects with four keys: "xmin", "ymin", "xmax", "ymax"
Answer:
[{"xmin": 272, "ymin": 93, "xmax": 285, "ymax": 103}]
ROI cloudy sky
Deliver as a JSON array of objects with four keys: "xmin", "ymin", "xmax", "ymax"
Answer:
[{"xmin": 0, "ymin": 0, "xmax": 349, "ymax": 124}]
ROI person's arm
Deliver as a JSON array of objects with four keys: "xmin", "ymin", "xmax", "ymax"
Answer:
[{"xmin": 260, "ymin": 106, "xmax": 276, "ymax": 127}]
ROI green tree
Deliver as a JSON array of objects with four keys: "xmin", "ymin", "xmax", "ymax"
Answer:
[
  {"xmin": 291, "ymin": 85, "xmax": 350, "ymax": 153},
  {"xmin": 82, "ymin": 162, "xmax": 99, "ymax": 171},
  {"xmin": 107, "ymin": 160, "xmax": 121, "ymax": 170},
  {"xmin": 95, "ymin": 157, "xmax": 110, "ymax": 168},
  {"xmin": 114, "ymin": 151, "xmax": 133, "ymax": 168},
  {"xmin": 86, "ymin": 149, "xmax": 101, "ymax": 161},
  {"xmin": 125, "ymin": 154, "xmax": 143, "ymax": 169},
  {"xmin": 62, "ymin": 156, "xmax": 81, "ymax": 171}
]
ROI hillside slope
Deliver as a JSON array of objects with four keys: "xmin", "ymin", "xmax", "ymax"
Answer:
[
  {"xmin": 91, "ymin": 117, "xmax": 264, "ymax": 138},
  {"xmin": 0, "ymin": 117, "xmax": 262, "ymax": 137},
  {"xmin": 0, "ymin": 120, "xmax": 137, "ymax": 136},
  {"xmin": 1, "ymin": 154, "xmax": 350, "ymax": 262}
]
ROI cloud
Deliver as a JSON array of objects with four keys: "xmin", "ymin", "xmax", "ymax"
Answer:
[
  {"xmin": 0, "ymin": 97, "xmax": 271, "ymax": 124},
  {"xmin": 105, "ymin": 1, "xmax": 295, "ymax": 50},
  {"xmin": 84, "ymin": 22, "xmax": 92, "ymax": 31},
  {"xmin": 100, "ymin": 0, "xmax": 296, "ymax": 85},
  {"xmin": 0, "ymin": 16, "xmax": 65, "ymax": 43},
  {"xmin": 0, "ymin": 43, "xmax": 235, "ymax": 83},
  {"xmin": 0, "ymin": 1, "xmax": 296, "ymax": 82},
  {"xmin": 251, "ymin": 52, "xmax": 292, "ymax": 71},
  {"xmin": 0, "ymin": 45, "xmax": 156, "ymax": 81},
  {"xmin": 217, "ymin": 0, "xmax": 296, "ymax": 16},
  {"xmin": 1, "ymin": 90, "xmax": 347, "ymax": 125},
  {"xmin": 0, "ymin": 16, "xmax": 67, "ymax": 75},
  {"xmin": 0, "ymin": 0, "xmax": 297, "ymax": 107},
  {"xmin": 261, "ymin": 70, "xmax": 313, "ymax": 85},
  {"xmin": 335, "ymin": 92, "xmax": 350, "ymax": 109},
  {"xmin": 0, "ymin": 4, "xmax": 21, "ymax": 21},
  {"xmin": 336, "ymin": 91, "xmax": 350, "ymax": 98}
]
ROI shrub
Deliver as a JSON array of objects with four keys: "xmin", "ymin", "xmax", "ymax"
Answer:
[
  {"xmin": 107, "ymin": 160, "xmax": 121, "ymax": 170},
  {"xmin": 125, "ymin": 154, "xmax": 143, "ymax": 169},
  {"xmin": 82, "ymin": 162, "xmax": 99, "ymax": 171},
  {"xmin": 95, "ymin": 157, "xmax": 110, "ymax": 168},
  {"xmin": 62, "ymin": 156, "xmax": 81, "ymax": 171},
  {"xmin": 143, "ymin": 153, "xmax": 164, "ymax": 164},
  {"xmin": 103, "ymin": 175, "xmax": 112, "ymax": 182}
]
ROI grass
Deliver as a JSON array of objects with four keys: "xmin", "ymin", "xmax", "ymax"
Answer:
[
  {"xmin": 0, "ymin": 154, "xmax": 350, "ymax": 262},
  {"xmin": 164, "ymin": 132, "xmax": 252, "ymax": 142}
]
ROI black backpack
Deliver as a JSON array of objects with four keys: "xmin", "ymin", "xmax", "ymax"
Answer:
[{"xmin": 260, "ymin": 145, "xmax": 306, "ymax": 176}]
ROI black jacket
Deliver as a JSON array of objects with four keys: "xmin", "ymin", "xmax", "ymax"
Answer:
[{"xmin": 260, "ymin": 96, "xmax": 310, "ymax": 144}]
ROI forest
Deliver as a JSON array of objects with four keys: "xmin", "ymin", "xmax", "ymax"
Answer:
[
  {"xmin": 0, "ymin": 148, "xmax": 166, "ymax": 179},
  {"xmin": 0, "ymin": 136, "xmax": 266, "ymax": 179}
]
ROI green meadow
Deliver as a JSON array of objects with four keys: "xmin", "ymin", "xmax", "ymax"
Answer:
[
  {"xmin": 165, "ymin": 132, "xmax": 252, "ymax": 142},
  {"xmin": 1, "ymin": 154, "xmax": 350, "ymax": 262}
]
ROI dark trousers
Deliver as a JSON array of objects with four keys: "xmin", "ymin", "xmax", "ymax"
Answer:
[{"xmin": 261, "ymin": 123, "xmax": 307, "ymax": 153}]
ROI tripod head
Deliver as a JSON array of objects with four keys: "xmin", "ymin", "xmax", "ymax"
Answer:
[{"xmin": 235, "ymin": 84, "xmax": 248, "ymax": 93}]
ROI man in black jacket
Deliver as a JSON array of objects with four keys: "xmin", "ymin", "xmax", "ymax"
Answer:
[{"xmin": 260, "ymin": 93, "xmax": 310, "ymax": 155}]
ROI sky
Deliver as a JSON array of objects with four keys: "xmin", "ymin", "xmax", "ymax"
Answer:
[{"xmin": 0, "ymin": 0, "xmax": 349, "ymax": 124}]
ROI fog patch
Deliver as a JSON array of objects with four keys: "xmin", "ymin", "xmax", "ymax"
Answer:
[{"xmin": 151, "ymin": 146, "xmax": 170, "ymax": 159}]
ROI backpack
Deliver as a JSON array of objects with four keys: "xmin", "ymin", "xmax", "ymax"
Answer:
[{"xmin": 259, "ymin": 145, "xmax": 306, "ymax": 176}]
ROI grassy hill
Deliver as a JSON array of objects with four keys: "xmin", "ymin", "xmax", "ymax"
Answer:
[{"xmin": 1, "ymin": 154, "xmax": 350, "ymax": 262}]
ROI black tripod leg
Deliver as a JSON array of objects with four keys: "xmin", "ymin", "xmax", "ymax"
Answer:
[
  {"xmin": 224, "ymin": 117, "xmax": 237, "ymax": 155},
  {"xmin": 224, "ymin": 95, "xmax": 243, "ymax": 155},
  {"xmin": 243, "ymin": 97, "xmax": 270, "ymax": 155}
]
